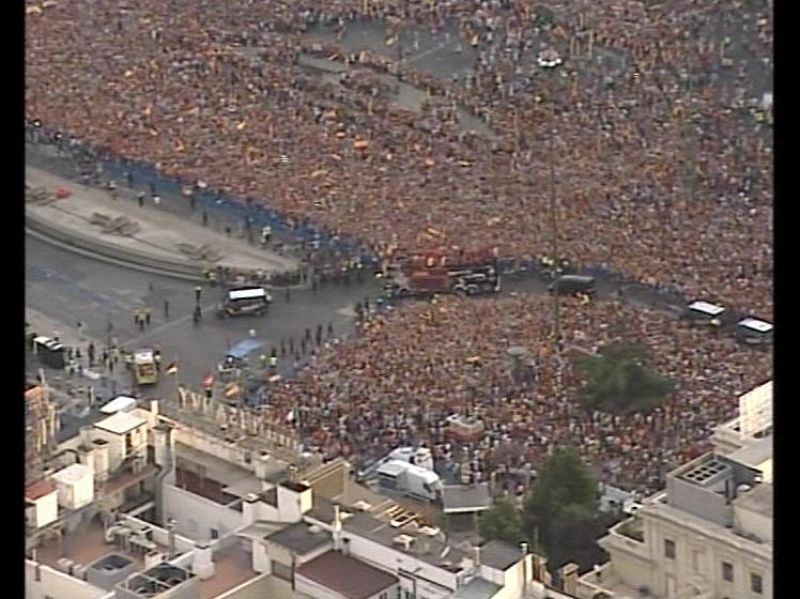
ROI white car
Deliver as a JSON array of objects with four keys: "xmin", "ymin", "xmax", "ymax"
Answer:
[{"xmin": 537, "ymin": 49, "xmax": 563, "ymax": 69}]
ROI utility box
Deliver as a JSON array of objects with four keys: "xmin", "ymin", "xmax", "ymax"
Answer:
[
  {"xmin": 25, "ymin": 480, "xmax": 59, "ymax": 528},
  {"xmin": 52, "ymin": 463, "xmax": 94, "ymax": 510}
]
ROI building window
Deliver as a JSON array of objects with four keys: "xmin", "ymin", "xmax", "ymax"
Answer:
[
  {"xmin": 664, "ymin": 539, "xmax": 676, "ymax": 559},
  {"xmin": 722, "ymin": 561, "xmax": 734, "ymax": 583},
  {"xmin": 210, "ymin": 528, "xmax": 219, "ymax": 539},
  {"xmin": 751, "ymin": 573, "xmax": 763, "ymax": 594}
]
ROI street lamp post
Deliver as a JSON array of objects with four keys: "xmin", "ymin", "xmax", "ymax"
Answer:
[{"xmin": 548, "ymin": 96, "xmax": 561, "ymax": 354}]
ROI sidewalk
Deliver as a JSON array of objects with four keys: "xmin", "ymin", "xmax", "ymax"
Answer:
[
  {"xmin": 25, "ymin": 307, "xmax": 134, "ymax": 434},
  {"xmin": 26, "ymin": 166, "xmax": 299, "ymax": 274}
]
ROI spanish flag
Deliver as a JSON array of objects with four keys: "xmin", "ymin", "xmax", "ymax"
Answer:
[{"xmin": 165, "ymin": 362, "xmax": 178, "ymax": 375}]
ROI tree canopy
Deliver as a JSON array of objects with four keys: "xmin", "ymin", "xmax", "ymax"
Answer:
[
  {"xmin": 523, "ymin": 446, "xmax": 605, "ymax": 569},
  {"xmin": 575, "ymin": 341, "xmax": 675, "ymax": 414},
  {"xmin": 479, "ymin": 497, "xmax": 525, "ymax": 545}
]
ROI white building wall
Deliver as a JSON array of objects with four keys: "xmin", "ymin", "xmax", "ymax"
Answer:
[
  {"xmin": 342, "ymin": 532, "xmax": 458, "ymax": 595},
  {"xmin": 173, "ymin": 428, "xmax": 254, "ymax": 473},
  {"xmin": 25, "ymin": 561, "xmax": 109, "ymax": 599},
  {"xmin": 162, "ymin": 483, "xmax": 243, "ymax": 541},
  {"xmin": 477, "ymin": 560, "xmax": 528, "ymax": 599},
  {"xmin": 601, "ymin": 508, "xmax": 773, "ymax": 599},
  {"xmin": 734, "ymin": 506, "xmax": 773, "ymax": 544},
  {"xmin": 124, "ymin": 516, "xmax": 197, "ymax": 555},
  {"xmin": 251, "ymin": 539, "xmax": 272, "ymax": 574},
  {"xmin": 90, "ymin": 430, "xmax": 125, "ymax": 472},
  {"xmin": 33, "ymin": 492, "xmax": 59, "ymax": 528},
  {"xmin": 296, "ymin": 575, "xmax": 399, "ymax": 599}
]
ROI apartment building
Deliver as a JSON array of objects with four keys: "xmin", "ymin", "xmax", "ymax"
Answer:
[
  {"xmin": 26, "ymin": 391, "xmax": 578, "ymax": 599},
  {"xmin": 578, "ymin": 383, "xmax": 773, "ymax": 599}
]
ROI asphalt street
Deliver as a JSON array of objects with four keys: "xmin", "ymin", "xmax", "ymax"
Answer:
[{"xmin": 26, "ymin": 233, "xmax": 384, "ymax": 396}]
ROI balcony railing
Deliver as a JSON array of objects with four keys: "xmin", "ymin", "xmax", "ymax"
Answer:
[{"xmin": 615, "ymin": 517, "xmax": 645, "ymax": 543}]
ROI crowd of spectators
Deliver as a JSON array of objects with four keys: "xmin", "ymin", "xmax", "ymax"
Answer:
[
  {"xmin": 268, "ymin": 294, "xmax": 771, "ymax": 494},
  {"xmin": 25, "ymin": 0, "xmax": 773, "ymax": 318},
  {"xmin": 25, "ymin": 0, "xmax": 772, "ymax": 492}
]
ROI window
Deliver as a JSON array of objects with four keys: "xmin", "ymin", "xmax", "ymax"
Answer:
[
  {"xmin": 210, "ymin": 528, "xmax": 219, "ymax": 539},
  {"xmin": 722, "ymin": 561, "xmax": 734, "ymax": 582},
  {"xmin": 751, "ymin": 573, "xmax": 763, "ymax": 594},
  {"xmin": 664, "ymin": 539, "xmax": 676, "ymax": 559}
]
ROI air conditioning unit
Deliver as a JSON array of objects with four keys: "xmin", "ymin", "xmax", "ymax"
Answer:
[
  {"xmin": 144, "ymin": 551, "xmax": 165, "ymax": 569},
  {"xmin": 56, "ymin": 558, "xmax": 73, "ymax": 574}
]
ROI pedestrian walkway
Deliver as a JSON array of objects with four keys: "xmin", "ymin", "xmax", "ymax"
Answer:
[
  {"xmin": 25, "ymin": 307, "xmax": 134, "ymax": 431},
  {"xmin": 26, "ymin": 166, "xmax": 299, "ymax": 274}
]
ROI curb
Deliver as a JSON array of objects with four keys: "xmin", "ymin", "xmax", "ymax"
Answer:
[
  {"xmin": 26, "ymin": 211, "xmax": 209, "ymax": 282},
  {"xmin": 26, "ymin": 212, "xmax": 315, "ymax": 290}
]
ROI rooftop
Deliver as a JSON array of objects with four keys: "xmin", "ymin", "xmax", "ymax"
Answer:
[
  {"xmin": 52, "ymin": 463, "xmax": 92, "ymax": 484},
  {"xmin": 442, "ymin": 483, "xmax": 492, "ymax": 514},
  {"xmin": 342, "ymin": 511, "xmax": 469, "ymax": 571},
  {"xmin": 296, "ymin": 551, "xmax": 398, "ymax": 599},
  {"xmin": 453, "ymin": 576, "xmax": 502, "ymax": 599},
  {"xmin": 26, "ymin": 479, "xmax": 56, "ymax": 500},
  {"xmin": 198, "ymin": 542, "xmax": 258, "ymax": 599},
  {"xmin": 265, "ymin": 521, "xmax": 333, "ymax": 555},
  {"xmin": 728, "ymin": 435, "xmax": 773, "ymax": 470},
  {"xmin": 94, "ymin": 411, "xmax": 147, "ymax": 435},
  {"xmin": 35, "ymin": 518, "xmax": 152, "ymax": 572},
  {"xmin": 733, "ymin": 483, "xmax": 773, "ymax": 519},
  {"xmin": 174, "ymin": 467, "xmax": 241, "ymax": 506},
  {"xmin": 640, "ymin": 501, "xmax": 772, "ymax": 559},
  {"xmin": 119, "ymin": 563, "xmax": 194, "ymax": 595},
  {"xmin": 175, "ymin": 442, "xmax": 258, "ymax": 487},
  {"xmin": 216, "ymin": 573, "xmax": 312, "ymax": 599},
  {"xmin": 479, "ymin": 540, "xmax": 524, "ymax": 571}
]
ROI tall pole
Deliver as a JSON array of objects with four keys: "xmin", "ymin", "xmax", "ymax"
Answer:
[{"xmin": 548, "ymin": 95, "xmax": 561, "ymax": 355}]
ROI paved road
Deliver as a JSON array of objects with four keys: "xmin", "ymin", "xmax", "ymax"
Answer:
[{"xmin": 26, "ymin": 234, "xmax": 384, "ymax": 396}]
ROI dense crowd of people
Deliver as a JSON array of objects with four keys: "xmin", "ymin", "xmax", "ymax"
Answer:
[
  {"xmin": 268, "ymin": 294, "xmax": 770, "ymax": 494},
  {"xmin": 26, "ymin": 0, "xmax": 772, "ymax": 318},
  {"xmin": 25, "ymin": 0, "xmax": 772, "ymax": 492}
]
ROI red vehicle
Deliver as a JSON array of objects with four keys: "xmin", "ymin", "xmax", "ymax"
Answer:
[{"xmin": 383, "ymin": 246, "xmax": 501, "ymax": 298}]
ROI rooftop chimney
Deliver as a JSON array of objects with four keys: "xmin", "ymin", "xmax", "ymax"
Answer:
[
  {"xmin": 473, "ymin": 546, "xmax": 481, "ymax": 572},
  {"xmin": 521, "ymin": 542, "xmax": 529, "ymax": 592},
  {"xmin": 559, "ymin": 563, "xmax": 579, "ymax": 596},
  {"xmin": 193, "ymin": 542, "xmax": 214, "ymax": 580},
  {"xmin": 333, "ymin": 504, "xmax": 343, "ymax": 550},
  {"xmin": 166, "ymin": 519, "xmax": 176, "ymax": 559}
]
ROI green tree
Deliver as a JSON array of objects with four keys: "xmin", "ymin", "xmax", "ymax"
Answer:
[
  {"xmin": 479, "ymin": 498, "xmax": 525, "ymax": 545},
  {"xmin": 575, "ymin": 341, "xmax": 674, "ymax": 414},
  {"xmin": 523, "ymin": 446, "xmax": 602, "ymax": 569}
]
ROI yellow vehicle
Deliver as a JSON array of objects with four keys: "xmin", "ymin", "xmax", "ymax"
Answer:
[{"xmin": 133, "ymin": 350, "xmax": 158, "ymax": 386}]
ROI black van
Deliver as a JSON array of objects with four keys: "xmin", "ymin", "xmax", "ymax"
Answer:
[
  {"xmin": 217, "ymin": 286, "xmax": 271, "ymax": 318},
  {"xmin": 548, "ymin": 275, "xmax": 596, "ymax": 296}
]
